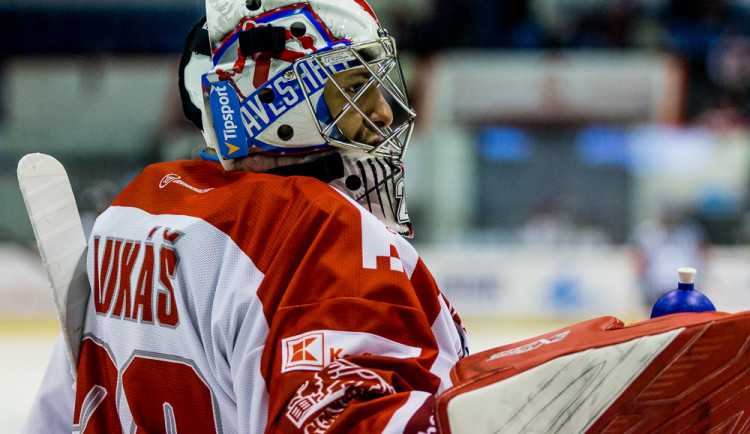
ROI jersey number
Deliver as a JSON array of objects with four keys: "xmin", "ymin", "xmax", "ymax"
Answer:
[{"xmin": 73, "ymin": 338, "xmax": 218, "ymax": 433}]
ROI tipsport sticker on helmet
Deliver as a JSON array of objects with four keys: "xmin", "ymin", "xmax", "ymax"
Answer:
[{"xmin": 210, "ymin": 82, "xmax": 249, "ymax": 158}]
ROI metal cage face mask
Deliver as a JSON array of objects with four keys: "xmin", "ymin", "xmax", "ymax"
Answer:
[
  {"xmin": 200, "ymin": 3, "xmax": 415, "ymax": 162},
  {"xmin": 296, "ymin": 34, "xmax": 416, "ymax": 161}
]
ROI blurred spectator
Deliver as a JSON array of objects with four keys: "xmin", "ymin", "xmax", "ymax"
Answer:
[
  {"xmin": 630, "ymin": 202, "xmax": 712, "ymax": 310},
  {"xmin": 519, "ymin": 198, "xmax": 578, "ymax": 245},
  {"xmin": 695, "ymin": 33, "xmax": 750, "ymax": 129},
  {"xmin": 706, "ymin": 34, "xmax": 750, "ymax": 92},
  {"xmin": 518, "ymin": 198, "xmax": 610, "ymax": 246},
  {"xmin": 693, "ymin": 93, "xmax": 749, "ymax": 129}
]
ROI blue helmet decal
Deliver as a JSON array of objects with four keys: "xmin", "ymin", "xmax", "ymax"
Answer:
[
  {"xmin": 204, "ymin": 3, "xmax": 364, "ymax": 157},
  {"xmin": 314, "ymin": 87, "xmax": 345, "ymax": 141},
  {"xmin": 241, "ymin": 57, "xmax": 356, "ymax": 135},
  {"xmin": 205, "ymin": 50, "xmax": 360, "ymax": 156}
]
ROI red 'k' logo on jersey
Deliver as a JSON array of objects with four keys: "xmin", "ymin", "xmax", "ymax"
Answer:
[
  {"xmin": 282, "ymin": 332, "xmax": 325, "ymax": 372},
  {"xmin": 290, "ymin": 337, "xmax": 319, "ymax": 363}
]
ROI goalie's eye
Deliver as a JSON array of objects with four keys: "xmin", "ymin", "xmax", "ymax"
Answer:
[
  {"xmin": 338, "ymin": 71, "xmax": 371, "ymax": 97},
  {"xmin": 346, "ymin": 82, "xmax": 366, "ymax": 94}
]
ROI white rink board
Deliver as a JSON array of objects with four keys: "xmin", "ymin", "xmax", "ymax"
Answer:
[
  {"xmin": 419, "ymin": 244, "xmax": 750, "ymax": 320},
  {"xmin": 420, "ymin": 245, "xmax": 641, "ymax": 319},
  {"xmin": 5, "ymin": 242, "xmax": 750, "ymax": 322}
]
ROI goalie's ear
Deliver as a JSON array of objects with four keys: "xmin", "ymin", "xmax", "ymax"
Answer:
[{"xmin": 178, "ymin": 16, "xmax": 210, "ymax": 131}]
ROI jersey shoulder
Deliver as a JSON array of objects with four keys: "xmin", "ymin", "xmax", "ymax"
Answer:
[
  {"xmin": 116, "ymin": 159, "xmax": 356, "ymax": 215},
  {"xmin": 111, "ymin": 159, "xmax": 367, "ymax": 268}
]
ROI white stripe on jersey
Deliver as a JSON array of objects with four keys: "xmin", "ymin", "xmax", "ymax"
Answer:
[
  {"xmin": 87, "ymin": 206, "xmax": 271, "ymax": 433},
  {"xmin": 381, "ymin": 391, "xmax": 432, "ymax": 434},
  {"xmin": 431, "ymin": 295, "xmax": 467, "ymax": 393}
]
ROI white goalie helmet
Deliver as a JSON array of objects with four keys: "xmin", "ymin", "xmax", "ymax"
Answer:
[
  {"xmin": 181, "ymin": 0, "xmax": 415, "ymax": 161},
  {"xmin": 179, "ymin": 0, "xmax": 416, "ymax": 236}
]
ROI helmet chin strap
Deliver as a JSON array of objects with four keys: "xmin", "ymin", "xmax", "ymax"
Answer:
[
  {"xmin": 267, "ymin": 151, "xmax": 344, "ymax": 183},
  {"xmin": 262, "ymin": 150, "xmax": 413, "ymax": 237},
  {"xmin": 201, "ymin": 144, "xmax": 412, "ymax": 236}
]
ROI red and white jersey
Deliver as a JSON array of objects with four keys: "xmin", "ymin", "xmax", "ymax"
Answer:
[{"xmin": 24, "ymin": 159, "xmax": 468, "ymax": 433}]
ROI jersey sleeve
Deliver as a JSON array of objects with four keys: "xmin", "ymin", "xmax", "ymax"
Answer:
[
  {"xmin": 251, "ymin": 188, "xmax": 467, "ymax": 433},
  {"xmin": 22, "ymin": 333, "xmax": 75, "ymax": 433}
]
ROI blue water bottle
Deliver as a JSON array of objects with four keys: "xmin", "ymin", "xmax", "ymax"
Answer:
[{"xmin": 650, "ymin": 267, "xmax": 716, "ymax": 318}]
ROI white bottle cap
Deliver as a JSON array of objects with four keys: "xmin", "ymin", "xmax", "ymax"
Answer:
[{"xmin": 678, "ymin": 267, "xmax": 697, "ymax": 284}]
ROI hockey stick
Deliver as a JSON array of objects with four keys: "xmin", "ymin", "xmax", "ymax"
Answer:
[{"xmin": 18, "ymin": 153, "xmax": 89, "ymax": 385}]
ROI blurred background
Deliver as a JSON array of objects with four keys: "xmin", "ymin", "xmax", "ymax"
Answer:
[{"xmin": 4, "ymin": 0, "xmax": 750, "ymax": 429}]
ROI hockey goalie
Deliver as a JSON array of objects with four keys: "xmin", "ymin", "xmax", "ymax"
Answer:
[{"xmin": 18, "ymin": 0, "xmax": 750, "ymax": 432}]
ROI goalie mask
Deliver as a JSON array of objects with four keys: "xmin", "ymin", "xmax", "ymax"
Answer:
[{"xmin": 179, "ymin": 0, "xmax": 415, "ymax": 236}]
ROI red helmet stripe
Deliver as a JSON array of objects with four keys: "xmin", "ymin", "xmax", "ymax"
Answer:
[{"xmin": 352, "ymin": 0, "xmax": 379, "ymax": 25}]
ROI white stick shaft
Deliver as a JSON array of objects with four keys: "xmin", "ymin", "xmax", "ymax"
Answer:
[{"xmin": 18, "ymin": 153, "xmax": 88, "ymax": 385}]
